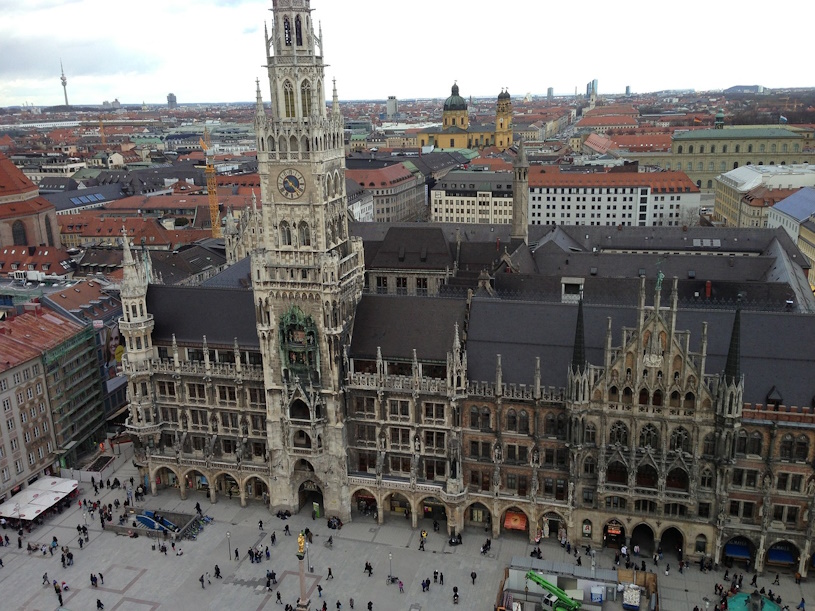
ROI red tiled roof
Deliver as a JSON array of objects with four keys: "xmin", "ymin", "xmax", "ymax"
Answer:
[
  {"xmin": 346, "ymin": 163, "xmax": 415, "ymax": 188},
  {"xmin": 609, "ymin": 134, "xmax": 673, "ymax": 152},
  {"xmin": 0, "ymin": 151, "xmax": 38, "ymax": 198},
  {"xmin": 470, "ymin": 158, "xmax": 513, "ymax": 171},
  {"xmin": 743, "ymin": 186, "xmax": 800, "ymax": 208},
  {"xmin": 582, "ymin": 133, "xmax": 617, "ymax": 155},
  {"xmin": 576, "ymin": 116, "xmax": 638, "ymax": 128},
  {"xmin": 0, "ymin": 308, "xmax": 84, "ymax": 372},
  {"xmin": 529, "ymin": 167, "xmax": 699, "ymax": 192},
  {"xmin": 584, "ymin": 105, "xmax": 639, "ymax": 117}
]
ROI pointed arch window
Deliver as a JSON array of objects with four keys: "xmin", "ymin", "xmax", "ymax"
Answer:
[
  {"xmin": 506, "ymin": 409, "xmax": 517, "ymax": 432},
  {"xmin": 584, "ymin": 422, "xmax": 596, "ymax": 445},
  {"xmin": 283, "ymin": 17, "xmax": 292, "ymax": 46},
  {"xmin": 469, "ymin": 406, "xmax": 479, "ymax": 430},
  {"xmin": 639, "ymin": 424, "xmax": 659, "ymax": 448},
  {"xmin": 294, "ymin": 15, "xmax": 303, "ymax": 46},
  {"xmin": 702, "ymin": 433, "xmax": 715, "ymax": 455},
  {"xmin": 298, "ymin": 221, "xmax": 311, "ymax": 247},
  {"xmin": 583, "ymin": 456, "xmax": 596, "ymax": 476},
  {"xmin": 301, "ymin": 80, "xmax": 312, "ymax": 117},
  {"xmin": 780, "ymin": 434, "xmax": 793, "ymax": 460},
  {"xmin": 283, "ymin": 81, "xmax": 295, "ymax": 118},
  {"xmin": 518, "ymin": 410, "xmax": 529, "ymax": 434},
  {"xmin": 12, "ymin": 220, "xmax": 27, "ymax": 245},
  {"xmin": 609, "ymin": 421, "xmax": 628, "ymax": 445},
  {"xmin": 279, "ymin": 221, "xmax": 292, "ymax": 246},
  {"xmin": 670, "ymin": 426, "xmax": 690, "ymax": 453},
  {"xmin": 45, "ymin": 217, "xmax": 54, "ymax": 246},
  {"xmin": 747, "ymin": 431, "xmax": 763, "ymax": 455},
  {"xmin": 795, "ymin": 435, "xmax": 809, "ymax": 461}
]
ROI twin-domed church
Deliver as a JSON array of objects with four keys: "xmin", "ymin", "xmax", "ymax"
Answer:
[{"xmin": 414, "ymin": 83, "xmax": 514, "ymax": 150}]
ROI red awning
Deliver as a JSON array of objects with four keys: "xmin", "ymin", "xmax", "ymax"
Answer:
[{"xmin": 504, "ymin": 511, "xmax": 528, "ymax": 531}]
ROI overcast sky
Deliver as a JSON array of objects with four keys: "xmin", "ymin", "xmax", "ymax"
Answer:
[{"xmin": 0, "ymin": 0, "xmax": 811, "ymax": 108}]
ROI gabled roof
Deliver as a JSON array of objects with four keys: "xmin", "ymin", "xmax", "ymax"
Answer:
[
  {"xmin": 772, "ymin": 187, "xmax": 815, "ymax": 222},
  {"xmin": 368, "ymin": 226, "xmax": 453, "ymax": 270}
]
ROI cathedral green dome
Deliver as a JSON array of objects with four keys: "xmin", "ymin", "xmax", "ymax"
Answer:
[{"xmin": 443, "ymin": 83, "xmax": 467, "ymax": 111}]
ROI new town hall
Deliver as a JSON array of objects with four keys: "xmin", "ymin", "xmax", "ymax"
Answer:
[{"xmin": 122, "ymin": 0, "xmax": 815, "ymax": 577}]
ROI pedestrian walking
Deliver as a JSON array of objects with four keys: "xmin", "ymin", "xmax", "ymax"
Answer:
[
  {"xmin": 276, "ymin": 591, "xmax": 282, "ymax": 604},
  {"xmin": 284, "ymin": 525, "xmax": 291, "ymax": 536},
  {"xmin": 266, "ymin": 577, "xmax": 272, "ymax": 591},
  {"xmin": 328, "ymin": 567, "xmax": 334, "ymax": 579},
  {"xmin": 471, "ymin": 571, "xmax": 477, "ymax": 584},
  {"xmin": 367, "ymin": 603, "xmax": 373, "ymax": 611},
  {"xmin": 199, "ymin": 574, "xmax": 205, "ymax": 589},
  {"xmin": 398, "ymin": 580, "xmax": 404, "ymax": 593},
  {"xmin": 259, "ymin": 520, "xmax": 264, "ymax": 530},
  {"xmin": 271, "ymin": 531, "xmax": 276, "ymax": 545},
  {"xmin": 337, "ymin": 602, "xmax": 342, "ymax": 610},
  {"xmin": 434, "ymin": 570, "xmax": 438, "ymax": 583},
  {"xmin": 318, "ymin": 584, "xmax": 323, "ymax": 597},
  {"xmin": 99, "ymin": 572, "xmax": 104, "ymax": 584},
  {"xmin": 750, "ymin": 573, "xmax": 758, "ymax": 586},
  {"xmin": 349, "ymin": 598, "xmax": 354, "ymax": 609},
  {"xmin": 43, "ymin": 572, "xmax": 50, "ymax": 585},
  {"xmin": 97, "ymin": 599, "xmax": 104, "ymax": 609},
  {"xmin": 271, "ymin": 570, "xmax": 277, "ymax": 583},
  {"xmin": 772, "ymin": 573, "xmax": 780, "ymax": 585},
  {"xmin": 235, "ymin": 548, "xmax": 239, "ymax": 561},
  {"xmin": 215, "ymin": 565, "xmax": 222, "ymax": 578},
  {"xmin": 797, "ymin": 599, "xmax": 805, "ymax": 611},
  {"xmin": 439, "ymin": 572, "xmax": 444, "ymax": 585},
  {"xmin": 206, "ymin": 572, "xmax": 211, "ymax": 585}
]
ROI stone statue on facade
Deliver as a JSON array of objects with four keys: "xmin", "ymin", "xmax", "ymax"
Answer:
[
  {"xmin": 492, "ymin": 464, "xmax": 501, "ymax": 494},
  {"xmin": 410, "ymin": 453, "xmax": 418, "ymax": 487},
  {"xmin": 529, "ymin": 470, "xmax": 539, "ymax": 500},
  {"xmin": 568, "ymin": 481, "xmax": 575, "ymax": 508},
  {"xmin": 493, "ymin": 443, "xmax": 502, "ymax": 463}
]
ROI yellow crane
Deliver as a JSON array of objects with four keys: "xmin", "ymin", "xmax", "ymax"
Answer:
[{"xmin": 200, "ymin": 127, "xmax": 221, "ymax": 237}]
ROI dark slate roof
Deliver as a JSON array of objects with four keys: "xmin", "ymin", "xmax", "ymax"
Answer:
[
  {"xmin": 149, "ymin": 245, "xmax": 226, "ymax": 286},
  {"xmin": 146, "ymin": 285, "xmax": 257, "ymax": 348},
  {"xmin": 201, "ymin": 256, "xmax": 251, "ymax": 289},
  {"xmin": 368, "ymin": 226, "xmax": 454, "ymax": 270},
  {"xmin": 44, "ymin": 183, "xmax": 125, "ymax": 211},
  {"xmin": 465, "ymin": 299, "xmax": 815, "ymax": 408},
  {"xmin": 350, "ymin": 295, "xmax": 466, "ymax": 362}
]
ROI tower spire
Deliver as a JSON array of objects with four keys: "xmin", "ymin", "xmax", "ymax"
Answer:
[
  {"xmin": 511, "ymin": 139, "xmax": 529, "ymax": 243},
  {"xmin": 724, "ymin": 307, "xmax": 741, "ymax": 385},
  {"xmin": 332, "ymin": 78, "xmax": 340, "ymax": 117},
  {"xmin": 571, "ymin": 298, "xmax": 586, "ymax": 373},
  {"xmin": 255, "ymin": 78, "xmax": 265, "ymax": 124}
]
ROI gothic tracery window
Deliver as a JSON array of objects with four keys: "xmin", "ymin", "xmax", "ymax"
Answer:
[
  {"xmin": 298, "ymin": 221, "xmax": 311, "ymax": 247},
  {"xmin": 670, "ymin": 426, "xmax": 690, "ymax": 453},
  {"xmin": 609, "ymin": 421, "xmax": 629, "ymax": 445},
  {"xmin": 283, "ymin": 17, "xmax": 292, "ymax": 46},
  {"xmin": 12, "ymin": 220, "xmax": 27, "ymax": 245},
  {"xmin": 301, "ymin": 80, "xmax": 312, "ymax": 117},
  {"xmin": 283, "ymin": 81, "xmax": 295, "ymax": 118},
  {"xmin": 639, "ymin": 424, "xmax": 659, "ymax": 448},
  {"xmin": 279, "ymin": 221, "xmax": 292, "ymax": 246},
  {"xmin": 294, "ymin": 15, "xmax": 303, "ymax": 46}
]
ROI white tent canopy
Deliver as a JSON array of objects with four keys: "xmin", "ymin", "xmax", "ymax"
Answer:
[{"xmin": 0, "ymin": 477, "xmax": 78, "ymax": 520}]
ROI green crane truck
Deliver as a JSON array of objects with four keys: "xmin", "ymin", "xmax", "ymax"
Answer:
[{"xmin": 524, "ymin": 571, "xmax": 582, "ymax": 611}]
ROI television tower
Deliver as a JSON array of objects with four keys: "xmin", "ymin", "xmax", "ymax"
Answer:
[{"xmin": 60, "ymin": 60, "xmax": 69, "ymax": 106}]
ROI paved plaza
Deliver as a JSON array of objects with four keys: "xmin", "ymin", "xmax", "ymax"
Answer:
[{"xmin": 1, "ymin": 453, "xmax": 813, "ymax": 610}]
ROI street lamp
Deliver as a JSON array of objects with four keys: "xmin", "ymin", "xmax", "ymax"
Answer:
[
  {"xmin": 226, "ymin": 531, "xmax": 231, "ymax": 561},
  {"xmin": 306, "ymin": 541, "xmax": 311, "ymax": 573},
  {"xmin": 389, "ymin": 553, "xmax": 393, "ymax": 579},
  {"xmin": 83, "ymin": 511, "xmax": 87, "ymax": 527}
]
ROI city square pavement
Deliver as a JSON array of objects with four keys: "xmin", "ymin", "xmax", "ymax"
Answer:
[{"xmin": 1, "ymin": 451, "xmax": 813, "ymax": 610}]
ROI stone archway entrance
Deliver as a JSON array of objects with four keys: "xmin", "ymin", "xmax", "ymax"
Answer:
[
  {"xmin": 723, "ymin": 535, "xmax": 755, "ymax": 568},
  {"xmin": 244, "ymin": 475, "xmax": 269, "ymax": 504},
  {"xmin": 631, "ymin": 523, "xmax": 655, "ymax": 556},
  {"xmin": 215, "ymin": 473, "xmax": 240, "ymax": 501},
  {"xmin": 418, "ymin": 496, "xmax": 447, "ymax": 524},
  {"xmin": 385, "ymin": 492, "xmax": 411, "ymax": 522},
  {"xmin": 351, "ymin": 489, "xmax": 378, "ymax": 521},
  {"xmin": 766, "ymin": 540, "xmax": 800, "ymax": 573},
  {"xmin": 603, "ymin": 519, "xmax": 626, "ymax": 549},
  {"xmin": 538, "ymin": 512, "xmax": 566, "ymax": 543},
  {"xmin": 298, "ymin": 480, "xmax": 323, "ymax": 516},
  {"xmin": 154, "ymin": 466, "xmax": 179, "ymax": 491},
  {"xmin": 661, "ymin": 526, "xmax": 684, "ymax": 560}
]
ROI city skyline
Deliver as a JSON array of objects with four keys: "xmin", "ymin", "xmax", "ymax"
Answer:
[{"xmin": 0, "ymin": 0, "xmax": 812, "ymax": 107}]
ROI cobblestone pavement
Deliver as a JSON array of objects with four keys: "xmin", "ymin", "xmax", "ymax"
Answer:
[{"xmin": 1, "ymin": 452, "xmax": 812, "ymax": 610}]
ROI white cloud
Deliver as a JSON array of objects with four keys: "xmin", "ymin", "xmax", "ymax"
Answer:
[{"xmin": 0, "ymin": 0, "xmax": 809, "ymax": 107}]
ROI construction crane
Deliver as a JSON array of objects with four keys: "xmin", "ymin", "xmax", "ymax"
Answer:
[{"xmin": 200, "ymin": 127, "xmax": 221, "ymax": 237}]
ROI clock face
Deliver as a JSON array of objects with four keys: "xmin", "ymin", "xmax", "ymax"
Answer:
[{"xmin": 277, "ymin": 169, "xmax": 305, "ymax": 199}]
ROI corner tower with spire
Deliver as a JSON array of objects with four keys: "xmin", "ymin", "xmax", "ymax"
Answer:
[
  {"xmin": 511, "ymin": 140, "xmax": 529, "ymax": 243},
  {"xmin": 251, "ymin": 0, "xmax": 364, "ymax": 521}
]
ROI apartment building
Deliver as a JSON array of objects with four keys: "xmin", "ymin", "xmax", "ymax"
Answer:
[{"xmin": 529, "ymin": 169, "xmax": 700, "ymax": 227}]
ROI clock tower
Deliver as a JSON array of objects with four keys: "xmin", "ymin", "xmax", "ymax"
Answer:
[{"xmin": 251, "ymin": 0, "xmax": 364, "ymax": 520}]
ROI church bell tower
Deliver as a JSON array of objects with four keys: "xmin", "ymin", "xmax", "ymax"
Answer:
[{"xmin": 252, "ymin": 0, "xmax": 364, "ymax": 520}]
